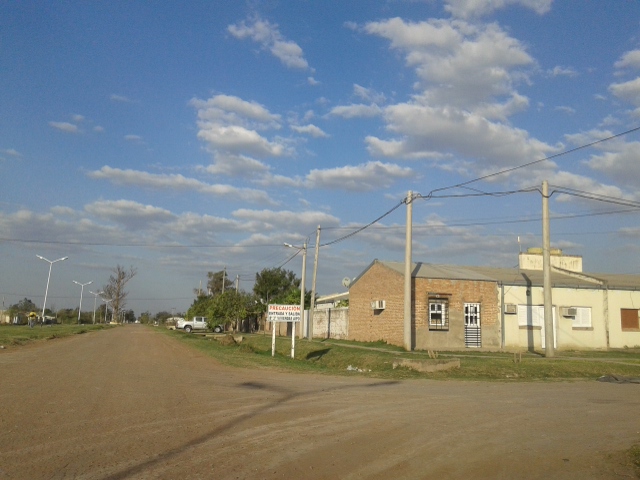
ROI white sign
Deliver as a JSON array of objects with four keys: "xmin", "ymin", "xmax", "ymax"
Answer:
[{"xmin": 267, "ymin": 304, "xmax": 301, "ymax": 323}]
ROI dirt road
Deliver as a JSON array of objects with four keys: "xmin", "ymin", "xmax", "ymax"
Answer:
[{"xmin": 0, "ymin": 326, "xmax": 638, "ymax": 479}]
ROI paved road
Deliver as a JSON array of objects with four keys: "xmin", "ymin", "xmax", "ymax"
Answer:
[{"xmin": 0, "ymin": 326, "xmax": 639, "ymax": 479}]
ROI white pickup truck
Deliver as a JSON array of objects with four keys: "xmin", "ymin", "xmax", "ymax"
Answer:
[{"xmin": 176, "ymin": 316, "xmax": 208, "ymax": 333}]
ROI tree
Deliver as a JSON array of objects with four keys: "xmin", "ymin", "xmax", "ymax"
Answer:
[
  {"xmin": 186, "ymin": 294, "xmax": 212, "ymax": 319},
  {"xmin": 208, "ymin": 270, "xmax": 234, "ymax": 295},
  {"xmin": 154, "ymin": 311, "xmax": 172, "ymax": 324},
  {"xmin": 9, "ymin": 298, "xmax": 38, "ymax": 314},
  {"xmin": 102, "ymin": 265, "xmax": 137, "ymax": 323},
  {"xmin": 253, "ymin": 268, "xmax": 300, "ymax": 313},
  {"xmin": 281, "ymin": 288, "xmax": 312, "ymax": 309},
  {"xmin": 206, "ymin": 290, "xmax": 256, "ymax": 332}
]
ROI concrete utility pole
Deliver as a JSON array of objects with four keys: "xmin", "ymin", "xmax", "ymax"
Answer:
[
  {"xmin": 404, "ymin": 191, "xmax": 413, "ymax": 351},
  {"xmin": 300, "ymin": 241, "xmax": 307, "ymax": 341},
  {"xmin": 235, "ymin": 274, "xmax": 239, "ymax": 293},
  {"xmin": 308, "ymin": 226, "xmax": 321, "ymax": 339},
  {"xmin": 222, "ymin": 267, "xmax": 226, "ymax": 294},
  {"xmin": 542, "ymin": 180, "xmax": 555, "ymax": 357}
]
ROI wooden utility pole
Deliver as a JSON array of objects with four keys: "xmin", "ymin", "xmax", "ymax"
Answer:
[
  {"xmin": 404, "ymin": 191, "xmax": 413, "ymax": 351},
  {"xmin": 542, "ymin": 180, "xmax": 555, "ymax": 357}
]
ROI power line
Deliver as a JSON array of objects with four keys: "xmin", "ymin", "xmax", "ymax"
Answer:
[
  {"xmin": 423, "ymin": 125, "xmax": 640, "ymax": 197},
  {"xmin": 320, "ymin": 200, "xmax": 405, "ymax": 247}
]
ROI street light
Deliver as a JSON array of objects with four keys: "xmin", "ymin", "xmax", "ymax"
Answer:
[
  {"xmin": 102, "ymin": 298, "xmax": 112, "ymax": 324},
  {"xmin": 73, "ymin": 280, "xmax": 92, "ymax": 324},
  {"xmin": 36, "ymin": 255, "xmax": 68, "ymax": 322},
  {"xmin": 89, "ymin": 290, "xmax": 103, "ymax": 324},
  {"xmin": 284, "ymin": 241, "xmax": 307, "ymax": 339}
]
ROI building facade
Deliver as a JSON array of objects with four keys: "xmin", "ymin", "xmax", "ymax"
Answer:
[{"xmin": 348, "ymin": 254, "xmax": 640, "ymax": 351}]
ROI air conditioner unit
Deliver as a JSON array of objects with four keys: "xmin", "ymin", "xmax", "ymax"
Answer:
[
  {"xmin": 371, "ymin": 300, "xmax": 386, "ymax": 310},
  {"xmin": 561, "ymin": 307, "xmax": 577, "ymax": 317},
  {"xmin": 504, "ymin": 304, "xmax": 517, "ymax": 314}
]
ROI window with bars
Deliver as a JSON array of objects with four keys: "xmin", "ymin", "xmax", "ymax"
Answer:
[
  {"xmin": 464, "ymin": 303, "xmax": 480, "ymax": 327},
  {"xmin": 429, "ymin": 298, "xmax": 449, "ymax": 331}
]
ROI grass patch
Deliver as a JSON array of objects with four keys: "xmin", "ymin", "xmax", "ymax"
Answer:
[
  {"xmin": 0, "ymin": 324, "xmax": 112, "ymax": 349},
  {"xmin": 629, "ymin": 444, "xmax": 640, "ymax": 476},
  {"xmin": 160, "ymin": 330, "xmax": 640, "ymax": 381}
]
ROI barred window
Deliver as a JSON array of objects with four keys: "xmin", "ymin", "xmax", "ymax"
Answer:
[{"xmin": 429, "ymin": 298, "xmax": 449, "ymax": 331}]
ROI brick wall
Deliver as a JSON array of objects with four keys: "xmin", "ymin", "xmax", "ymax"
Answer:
[
  {"xmin": 349, "ymin": 262, "xmax": 406, "ymax": 345},
  {"xmin": 413, "ymin": 277, "xmax": 500, "ymax": 350},
  {"xmin": 349, "ymin": 261, "xmax": 501, "ymax": 350}
]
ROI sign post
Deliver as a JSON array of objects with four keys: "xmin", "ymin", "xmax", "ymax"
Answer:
[{"xmin": 267, "ymin": 304, "xmax": 301, "ymax": 358}]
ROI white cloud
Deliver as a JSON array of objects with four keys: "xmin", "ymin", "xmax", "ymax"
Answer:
[
  {"xmin": 254, "ymin": 172, "xmax": 304, "ymax": 188},
  {"xmin": 554, "ymin": 106, "xmax": 575, "ymax": 115},
  {"xmin": 291, "ymin": 124, "xmax": 329, "ymax": 138},
  {"xmin": 191, "ymin": 94, "xmax": 290, "ymax": 160},
  {"xmin": 3, "ymin": 148, "xmax": 22, "ymax": 158},
  {"xmin": 124, "ymin": 134, "xmax": 143, "ymax": 143},
  {"xmin": 367, "ymin": 103, "xmax": 556, "ymax": 170},
  {"xmin": 232, "ymin": 209, "xmax": 340, "ymax": 229},
  {"xmin": 548, "ymin": 66, "xmax": 578, "ymax": 77},
  {"xmin": 199, "ymin": 153, "xmax": 270, "ymax": 177},
  {"xmin": 353, "ymin": 84, "xmax": 386, "ymax": 104},
  {"xmin": 72, "ymin": 114, "xmax": 85, "ymax": 122},
  {"xmin": 586, "ymin": 140, "xmax": 640, "ymax": 191},
  {"xmin": 228, "ymin": 16, "xmax": 309, "ymax": 70},
  {"xmin": 197, "ymin": 124, "xmax": 287, "ymax": 157},
  {"xmin": 363, "ymin": 18, "xmax": 534, "ymax": 108},
  {"xmin": 87, "ymin": 166, "xmax": 274, "ymax": 204},
  {"xmin": 110, "ymin": 94, "xmax": 135, "ymax": 103},
  {"xmin": 191, "ymin": 95, "xmax": 281, "ymax": 128},
  {"xmin": 308, "ymin": 76, "xmax": 321, "ymax": 86},
  {"xmin": 93, "ymin": 126, "xmax": 105, "ymax": 133},
  {"xmin": 85, "ymin": 200, "xmax": 174, "ymax": 229},
  {"xmin": 329, "ymin": 104, "xmax": 383, "ymax": 118},
  {"xmin": 609, "ymin": 77, "xmax": 640, "ymax": 106},
  {"xmin": 614, "ymin": 50, "xmax": 640, "ymax": 70},
  {"xmin": 444, "ymin": 0, "xmax": 553, "ymax": 19},
  {"xmin": 49, "ymin": 121, "xmax": 79, "ymax": 134},
  {"xmin": 305, "ymin": 161, "xmax": 413, "ymax": 191}
]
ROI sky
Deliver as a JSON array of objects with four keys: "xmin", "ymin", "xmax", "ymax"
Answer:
[{"xmin": 2, "ymin": 0, "xmax": 640, "ymax": 316}]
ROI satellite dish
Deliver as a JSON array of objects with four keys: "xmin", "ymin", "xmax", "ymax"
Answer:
[{"xmin": 342, "ymin": 277, "xmax": 351, "ymax": 288}]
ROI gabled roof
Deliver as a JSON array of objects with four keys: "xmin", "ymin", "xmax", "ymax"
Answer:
[{"xmin": 352, "ymin": 260, "xmax": 640, "ymax": 291}]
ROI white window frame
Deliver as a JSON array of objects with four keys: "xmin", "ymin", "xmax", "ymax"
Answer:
[
  {"xmin": 572, "ymin": 307, "xmax": 592, "ymax": 328},
  {"xmin": 429, "ymin": 299, "xmax": 449, "ymax": 330},
  {"xmin": 517, "ymin": 305, "xmax": 544, "ymax": 327},
  {"xmin": 464, "ymin": 303, "xmax": 481, "ymax": 327}
]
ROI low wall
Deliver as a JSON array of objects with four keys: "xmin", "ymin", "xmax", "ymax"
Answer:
[{"xmin": 312, "ymin": 307, "xmax": 348, "ymax": 339}]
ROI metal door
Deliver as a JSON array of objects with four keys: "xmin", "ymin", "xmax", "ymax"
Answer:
[{"xmin": 464, "ymin": 303, "xmax": 481, "ymax": 348}]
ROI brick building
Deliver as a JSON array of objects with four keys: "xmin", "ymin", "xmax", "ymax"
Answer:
[
  {"xmin": 349, "ymin": 260, "xmax": 501, "ymax": 350},
  {"xmin": 349, "ymin": 255, "xmax": 640, "ymax": 351}
]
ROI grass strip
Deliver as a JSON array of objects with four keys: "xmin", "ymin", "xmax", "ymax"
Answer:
[{"xmin": 159, "ymin": 328, "xmax": 640, "ymax": 382}]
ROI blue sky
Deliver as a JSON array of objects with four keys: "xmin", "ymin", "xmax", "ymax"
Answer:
[{"xmin": 2, "ymin": 0, "xmax": 640, "ymax": 316}]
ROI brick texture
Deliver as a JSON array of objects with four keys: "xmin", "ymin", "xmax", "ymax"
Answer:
[{"xmin": 349, "ymin": 261, "xmax": 501, "ymax": 350}]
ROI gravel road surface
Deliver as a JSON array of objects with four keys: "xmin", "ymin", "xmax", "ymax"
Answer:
[{"xmin": 0, "ymin": 325, "xmax": 638, "ymax": 479}]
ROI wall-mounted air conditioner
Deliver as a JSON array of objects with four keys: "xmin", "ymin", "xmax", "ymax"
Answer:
[
  {"xmin": 371, "ymin": 300, "xmax": 386, "ymax": 310},
  {"xmin": 504, "ymin": 304, "xmax": 517, "ymax": 314},
  {"xmin": 561, "ymin": 307, "xmax": 577, "ymax": 317}
]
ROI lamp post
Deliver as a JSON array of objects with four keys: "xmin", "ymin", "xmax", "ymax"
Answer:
[
  {"xmin": 89, "ymin": 290, "xmax": 103, "ymax": 324},
  {"xmin": 36, "ymin": 255, "xmax": 68, "ymax": 322},
  {"xmin": 102, "ymin": 298, "xmax": 112, "ymax": 324},
  {"xmin": 284, "ymin": 241, "xmax": 307, "ymax": 340},
  {"xmin": 73, "ymin": 280, "xmax": 92, "ymax": 324}
]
